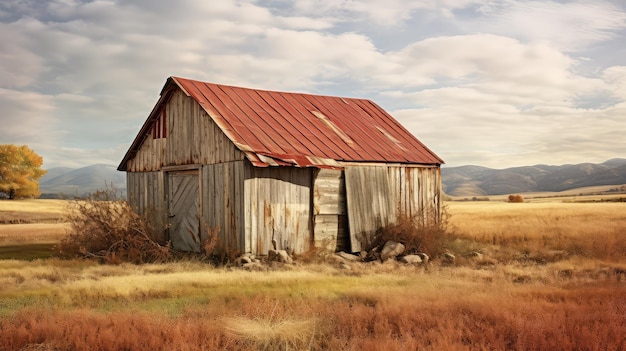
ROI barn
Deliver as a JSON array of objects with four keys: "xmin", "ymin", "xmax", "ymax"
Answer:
[{"xmin": 117, "ymin": 76, "xmax": 444, "ymax": 255}]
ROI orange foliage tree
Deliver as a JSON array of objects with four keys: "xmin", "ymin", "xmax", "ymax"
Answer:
[{"xmin": 0, "ymin": 144, "xmax": 47, "ymax": 199}]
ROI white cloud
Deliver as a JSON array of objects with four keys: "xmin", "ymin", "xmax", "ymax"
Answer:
[
  {"xmin": 0, "ymin": 89, "xmax": 57, "ymax": 140},
  {"xmin": 0, "ymin": 0, "xmax": 624, "ymax": 169},
  {"xmin": 472, "ymin": 1, "xmax": 626, "ymax": 51}
]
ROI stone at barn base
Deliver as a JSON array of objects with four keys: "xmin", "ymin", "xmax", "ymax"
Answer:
[
  {"xmin": 380, "ymin": 241, "xmax": 405, "ymax": 261},
  {"xmin": 400, "ymin": 255, "xmax": 423, "ymax": 264},
  {"xmin": 337, "ymin": 251, "xmax": 360, "ymax": 261},
  {"xmin": 268, "ymin": 249, "xmax": 293, "ymax": 264},
  {"xmin": 416, "ymin": 252, "xmax": 429, "ymax": 263}
]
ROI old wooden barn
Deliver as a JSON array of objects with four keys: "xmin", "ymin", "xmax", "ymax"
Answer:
[{"xmin": 118, "ymin": 76, "xmax": 444, "ymax": 255}]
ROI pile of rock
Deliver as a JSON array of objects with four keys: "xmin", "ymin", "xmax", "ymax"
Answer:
[
  {"xmin": 230, "ymin": 240, "xmax": 441, "ymax": 270},
  {"xmin": 231, "ymin": 249, "xmax": 296, "ymax": 271},
  {"xmin": 334, "ymin": 240, "xmax": 430, "ymax": 265}
]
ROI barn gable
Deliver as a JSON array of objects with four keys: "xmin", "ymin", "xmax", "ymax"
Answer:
[{"xmin": 118, "ymin": 76, "xmax": 443, "ymax": 255}]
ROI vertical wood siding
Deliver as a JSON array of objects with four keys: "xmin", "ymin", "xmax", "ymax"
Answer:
[
  {"xmin": 126, "ymin": 89, "xmax": 244, "ymax": 172},
  {"xmin": 126, "ymin": 171, "xmax": 167, "ymax": 241},
  {"xmin": 313, "ymin": 169, "xmax": 348, "ymax": 251},
  {"xmin": 244, "ymin": 164, "xmax": 312, "ymax": 255},
  {"xmin": 386, "ymin": 166, "xmax": 441, "ymax": 224},
  {"xmin": 201, "ymin": 161, "xmax": 245, "ymax": 255},
  {"xmin": 168, "ymin": 171, "xmax": 201, "ymax": 252},
  {"xmin": 345, "ymin": 164, "xmax": 440, "ymax": 252},
  {"xmin": 345, "ymin": 166, "xmax": 393, "ymax": 252}
]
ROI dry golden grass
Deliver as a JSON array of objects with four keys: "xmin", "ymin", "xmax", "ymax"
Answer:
[
  {"xmin": 446, "ymin": 201, "xmax": 626, "ymax": 260},
  {"xmin": 0, "ymin": 259, "xmax": 624, "ymax": 350},
  {"xmin": 0, "ymin": 199, "xmax": 67, "ymax": 224},
  {"xmin": 0, "ymin": 198, "xmax": 625, "ymax": 350},
  {"xmin": 0, "ymin": 199, "xmax": 67, "ymax": 214},
  {"xmin": 0, "ymin": 223, "xmax": 69, "ymax": 245}
]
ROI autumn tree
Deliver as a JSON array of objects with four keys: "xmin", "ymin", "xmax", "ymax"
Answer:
[{"xmin": 0, "ymin": 144, "xmax": 47, "ymax": 199}]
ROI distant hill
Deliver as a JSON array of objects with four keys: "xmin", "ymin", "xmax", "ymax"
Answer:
[
  {"xmin": 38, "ymin": 159, "xmax": 626, "ymax": 198},
  {"xmin": 442, "ymin": 158, "xmax": 626, "ymax": 196},
  {"xmin": 40, "ymin": 164, "xmax": 126, "ymax": 198}
]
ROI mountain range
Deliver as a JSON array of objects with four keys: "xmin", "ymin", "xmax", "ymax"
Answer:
[
  {"xmin": 442, "ymin": 158, "xmax": 626, "ymax": 196},
  {"xmin": 40, "ymin": 164, "xmax": 126, "ymax": 198},
  {"xmin": 39, "ymin": 159, "xmax": 626, "ymax": 198}
]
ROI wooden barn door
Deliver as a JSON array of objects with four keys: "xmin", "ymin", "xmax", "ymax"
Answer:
[{"xmin": 168, "ymin": 170, "xmax": 201, "ymax": 252}]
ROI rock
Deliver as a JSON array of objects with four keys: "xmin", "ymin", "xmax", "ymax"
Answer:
[
  {"xmin": 469, "ymin": 251, "xmax": 483, "ymax": 259},
  {"xmin": 380, "ymin": 241, "xmax": 405, "ymax": 261},
  {"xmin": 400, "ymin": 255, "xmax": 423, "ymax": 264},
  {"xmin": 416, "ymin": 252, "xmax": 429, "ymax": 263},
  {"xmin": 442, "ymin": 252, "xmax": 455, "ymax": 264},
  {"xmin": 233, "ymin": 255, "xmax": 252, "ymax": 266},
  {"xmin": 268, "ymin": 249, "xmax": 293, "ymax": 264},
  {"xmin": 337, "ymin": 251, "xmax": 360, "ymax": 261}
]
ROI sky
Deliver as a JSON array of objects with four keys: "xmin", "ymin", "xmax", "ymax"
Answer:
[{"xmin": 1, "ymin": 0, "xmax": 625, "ymax": 170}]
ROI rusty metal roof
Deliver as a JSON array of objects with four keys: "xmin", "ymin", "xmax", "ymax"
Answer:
[
  {"xmin": 119, "ymin": 76, "xmax": 443, "ymax": 170},
  {"xmin": 173, "ymin": 76, "xmax": 442, "ymax": 166}
]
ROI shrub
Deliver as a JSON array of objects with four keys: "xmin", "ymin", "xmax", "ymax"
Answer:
[
  {"xmin": 366, "ymin": 209, "xmax": 449, "ymax": 258},
  {"xmin": 508, "ymin": 194, "xmax": 524, "ymax": 203},
  {"xmin": 59, "ymin": 190, "xmax": 172, "ymax": 264}
]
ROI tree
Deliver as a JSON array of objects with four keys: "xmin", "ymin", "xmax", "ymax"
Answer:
[{"xmin": 0, "ymin": 144, "xmax": 47, "ymax": 199}]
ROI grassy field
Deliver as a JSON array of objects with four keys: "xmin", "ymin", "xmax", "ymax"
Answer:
[
  {"xmin": 0, "ymin": 200, "xmax": 69, "ymax": 260},
  {"xmin": 0, "ymin": 198, "xmax": 624, "ymax": 350}
]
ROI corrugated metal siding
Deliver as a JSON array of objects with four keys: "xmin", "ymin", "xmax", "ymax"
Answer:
[
  {"xmin": 244, "ymin": 164, "xmax": 313, "ymax": 255},
  {"xmin": 170, "ymin": 76, "xmax": 443, "ymax": 167}
]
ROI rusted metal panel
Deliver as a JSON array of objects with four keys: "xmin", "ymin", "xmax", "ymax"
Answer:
[{"xmin": 168, "ymin": 77, "xmax": 443, "ymax": 167}]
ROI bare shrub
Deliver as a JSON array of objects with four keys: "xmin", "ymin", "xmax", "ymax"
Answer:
[
  {"xmin": 59, "ymin": 190, "xmax": 172, "ymax": 264},
  {"xmin": 367, "ymin": 209, "xmax": 449, "ymax": 258},
  {"xmin": 201, "ymin": 226, "xmax": 219, "ymax": 256},
  {"xmin": 508, "ymin": 194, "xmax": 524, "ymax": 203}
]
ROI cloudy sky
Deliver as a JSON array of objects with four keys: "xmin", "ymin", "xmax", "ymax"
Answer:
[{"xmin": 1, "ymin": 0, "xmax": 625, "ymax": 169}]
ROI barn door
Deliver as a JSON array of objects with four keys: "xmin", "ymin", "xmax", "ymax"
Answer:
[{"xmin": 168, "ymin": 170, "xmax": 201, "ymax": 252}]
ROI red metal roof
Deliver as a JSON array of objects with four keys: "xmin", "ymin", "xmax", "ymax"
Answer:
[{"xmin": 171, "ymin": 76, "xmax": 443, "ymax": 167}]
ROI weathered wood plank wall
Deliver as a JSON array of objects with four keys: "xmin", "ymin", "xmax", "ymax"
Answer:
[
  {"xmin": 387, "ymin": 165, "xmax": 441, "ymax": 224},
  {"xmin": 168, "ymin": 171, "xmax": 201, "ymax": 252},
  {"xmin": 201, "ymin": 161, "xmax": 245, "ymax": 254},
  {"xmin": 126, "ymin": 171, "xmax": 167, "ymax": 241},
  {"xmin": 313, "ymin": 169, "xmax": 348, "ymax": 251},
  {"xmin": 126, "ymin": 90, "xmax": 244, "ymax": 172},
  {"xmin": 345, "ymin": 166, "xmax": 393, "ymax": 252},
  {"xmin": 244, "ymin": 164, "xmax": 312, "ymax": 255},
  {"xmin": 345, "ymin": 164, "xmax": 440, "ymax": 252}
]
